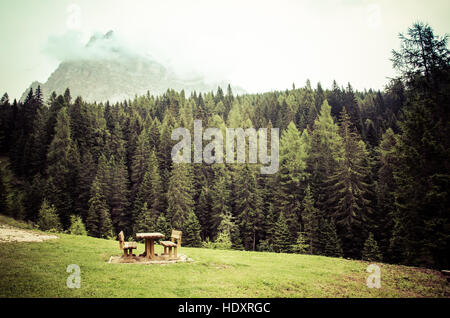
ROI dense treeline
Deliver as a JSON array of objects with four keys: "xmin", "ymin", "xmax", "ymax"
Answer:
[{"xmin": 0, "ymin": 22, "xmax": 448, "ymax": 268}]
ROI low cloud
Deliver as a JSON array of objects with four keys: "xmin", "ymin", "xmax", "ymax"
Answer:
[{"xmin": 42, "ymin": 30, "xmax": 139, "ymax": 62}]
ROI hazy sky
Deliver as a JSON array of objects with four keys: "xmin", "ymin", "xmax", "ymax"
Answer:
[{"xmin": 0, "ymin": 0, "xmax": 449, "ymax": 99}]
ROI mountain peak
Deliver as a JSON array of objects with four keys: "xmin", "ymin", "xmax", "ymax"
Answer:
[{"xmin": 86, "ymin": 30, "xmax": 115, "ymax": 47}]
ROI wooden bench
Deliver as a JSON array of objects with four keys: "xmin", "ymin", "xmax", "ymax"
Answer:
[
  {"xmin": 160, "ymin": 230, "xmax": 182, "ymax": 260},
  {"xmin": 118, "ymin": 231, "xmax": 137, "ymax": 257}
]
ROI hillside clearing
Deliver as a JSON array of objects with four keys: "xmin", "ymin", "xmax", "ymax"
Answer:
[{"xmin": 0, "ymin": 216, "xmax": 448, "ymax": 298}]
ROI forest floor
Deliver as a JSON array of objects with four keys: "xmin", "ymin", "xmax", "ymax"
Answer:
[{"xmin": 0, "ymin": 214, "xmax": 448, "ymax": 298}]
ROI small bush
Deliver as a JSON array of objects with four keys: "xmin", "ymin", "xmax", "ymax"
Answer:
[
  {"xmin": 68, "ymin": 215, "xmax": 87, "ymax": 236},
  {"xmin": 214, "ymin": 231, "xmax": 232, "ymax": 250},
  {"xmin": 201, "ymin": 232, "xmax": 233, "ymax": 250},
  {"xmin": 257, "ymin": 239, "xmax": 274, "ymax": 252},
  {"xmin": 37, "ymin": 199, "xmax": 62, "ymax": 232},
  {"xmin": 201, "ymin": 238, "xmax": 215, "ymax": 249},
  {"xmin": 291, "ymin": 232, "xmax": 310, "ymax": 254}
]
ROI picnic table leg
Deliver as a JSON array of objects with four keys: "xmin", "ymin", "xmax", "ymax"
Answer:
[
  {"xmin": 150, "ymin": 239, "xmax": 155, "ymax": 259},
  {"xmin": 146, "ymin": 239, "xmax": 151, "ymax": 259}
]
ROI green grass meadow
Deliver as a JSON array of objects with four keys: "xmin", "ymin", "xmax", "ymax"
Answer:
[{"xmin": 0, "ymin": 216, "xmax": 448, "ymax": 298}]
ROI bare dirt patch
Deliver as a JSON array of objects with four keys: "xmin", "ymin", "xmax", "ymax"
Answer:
[
  {"xmin": 108, "ymin": 254, "xmax": 193, "ymax": 265},
  {"xmin": 0, "ymin": 224, "xmax": 58, "ymax": 243}
]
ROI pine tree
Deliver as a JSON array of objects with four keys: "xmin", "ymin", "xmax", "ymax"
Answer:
[
  {"xmin": 307, "ymin": 100, "xmax": 343, "ymax": 216},
  {"xmin": 320, "ymin": 218, "xmax": 343, "ymax": 258},
  {"xmin": 86, "ymin": 177, "xmax": 113, "ymax": 238},
  {"xmin": 23, "ymin": 106, "xmax": 48, "ymax": 177},
  {"xmin": 376, "ymin": 128, "xmax": 398, "ymax": 259},
  {"xmin": 362, "ymin": 232, "xmax": 383, "ymax": 262},
  {"xmin": 45, "ymin": 108, "xmax": 80, "ymax": 228},
  {"xmin": 390, "ymin": 22, "xmax": 450, "ymax": 268},
  {"xmin": 327, "ymin": 108, "xmax": 373, "ymax": 258},
  {"xmin": 167, "ymin": 162, "xmax": 195, "ymax": 230},
  {"xmin": 130, "ymin": 128, "xmax": 150, "ymax": 199},
  {"xmin": 37, "ymin": 199, "xmax": 62, "ymax": 232},
  {"xmin": 183, "ymin": 212, "xmax": 202, "ymax": 247},
  {"xmin": 272, "ymin": 212, "xmax": 292, "ymax": 253},
  {"xmin": 292, "ymin": 232, "xmax": 310, "ymax": 254},
  {"xmin": 275, "ymin": 122, "xmax": 309, "ymax": 239},
  {"xmin": 133, "ymin": 202, "xmax": 155, "ymax": 234},
  {"xmin": 155, "ymin": 213, "xmax": 171, "ymax": 239},
  {"xmin": 68, "ymin": 215, "xmax": 88, "ymax": 236},
  {"xmin": 23, "ymin": 174, "xmax": 45, "ymax": 221},
  {"xmin": 301, "ymin": 185, "xmax": 320, "ymax": 254},
  {"xmin": 196, "ymin": 185, "xmax": 212, "ymax": 240},
  {"xmin": 215, "ymin": 210, "xmax": 238, "ymax": 250},
  {"xmin": 210, "ymin": 164, "xmax": 231, "ymax": 239},
  {"xmin": 109, "ymin": 156, "xmax": 130, "ymax": 234},
  {"xmin": 76, "ymin": 151, "xmax": 96, "ymax": 222},
  {"xmin": 234, "ymin": 164, "xmax": 263, "ymax": 251}
]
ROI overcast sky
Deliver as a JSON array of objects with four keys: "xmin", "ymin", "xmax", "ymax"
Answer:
[{"xmin": 0, "ymin": 0, "xmax": 449, "ymax": 99}]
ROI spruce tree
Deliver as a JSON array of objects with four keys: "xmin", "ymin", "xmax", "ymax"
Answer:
[
  {"xmin": 86, "ymin": 178, "xmax": 113, "ymax": 238},
  {"xmin": 68, "ymin": 215, "xmax": 88, "ymax": 236},
  {"xmin": 301, "ymin": 185, "xmax": 320, "ymax": 254},
  {"xmin": 292, "ymin": 232, "xmax": 310, "ymax": 254},
  {"xmin": 133, "ymin": 202, "xmax": 155, "ymax": 234},
  {"xmin": 76, "ymin": 151, "xmax": 96, "ymax": 222},
  {"xmin": 37, "ymin": 199, "xmax": 62, "ymax": 232},
  {"xmin": 210, "ymin": 164, "xmax": 231, "ymax": 239},
  {"xmin": 275, "ymin": 122, "xmax": 309, "ymax": 239},
  {"xmin": 234, "ymin": 164, "xmax": 263, "ymax": 251},
  {"xmin": 183, "ymin": 212, "xmax": 202, "ymax": 247},
  {"xmin": 155, "ymin": 213, "xmax": 171, "ymax": 239},
  {"xmin": 307, "ymin": 100, "xmax": 343, "ymax": 216},
  {"xmin": 45, "ymin": 108, "xmax": 80, "ymax": 228},
  {"xmin": 109, "ymin": 156, "xmax": 130, "ymax": 234},
  {"xmin": 272, "ymin": 211, "xmax": 292, "ymax": 253},
  {"xmin": 130, "ymin": 128, "xmax": 150, "ymax": 200},
  {"xmin": 320, "ymin": 218, "xmax": 343, "ymax": 258},
  {"xmin": 376, "ymin": 128, "xmax": 398, "ymax": 259},
  {"xmin": 362, "ymin": 232, "xmax": 383, "ymax": 262},
  {"xmin": 390, "ymin": 22, "xmax": 450, "ymax": 268},
  {"xmin": 327, "ymin": 108, "xmax": 373, "ymax": 258},
  {"xmin": 167, "ymin": 161, "xmax": 195, "ymax": 230}
]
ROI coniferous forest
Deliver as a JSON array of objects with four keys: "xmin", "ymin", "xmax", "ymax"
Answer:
[{"xmin": 0, "ymin": 22, "xmax": 449, "ymax": 269}]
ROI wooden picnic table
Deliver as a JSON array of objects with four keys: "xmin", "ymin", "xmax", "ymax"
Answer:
[{"xmin": 136, "ymin": 233, "xmax": 165, "ymax": 260}]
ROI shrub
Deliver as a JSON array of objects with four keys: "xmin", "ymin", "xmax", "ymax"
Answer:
[
  {"xmin": 68, "ymin": 215, "xmax": 87, "ymax": 235},
  {"xmin": 213, "ymin": 231, "xmax": 232, "ymax": 250},
  {"xmin": 37, "ymin": 199, "xmax": 62, "ymax": 232},
  {"xmin": 291, "ymin": 232, "xmax": 310, "ymax": 254},
  {"xmin": 257, "ymin": 239, "xmax": 274, "ymax": 252}
]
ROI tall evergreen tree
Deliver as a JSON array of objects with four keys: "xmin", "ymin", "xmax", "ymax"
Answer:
[
  {"xmin": 272, "ymin": 212, "xmax": 292, "ymax": 253},
  {"xmin": 167, "ymin": 161, "xmax": 195, "ymax": 230},
  {"xmin": 45, "ymin": 108, "xmax": 80, "ymax": 228},
  {"xmin": 327, "ymin": 108, "xmax": 372, "ymax": 257},
  {"xmin": 86, "ymin": 177, "xmax": 113, "ymax": 238},
  {"xmin": 233, "ymin": 164, "xmax": 263, "ymax": 251},
  {"xmin": 390, "ymin": 22, "xmax": 450, "ymax": 268}
]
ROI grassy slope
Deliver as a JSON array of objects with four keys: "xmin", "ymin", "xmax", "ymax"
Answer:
[{"xmin": 0, "ymin": 216, "xmax": 448, "ymax": 298}]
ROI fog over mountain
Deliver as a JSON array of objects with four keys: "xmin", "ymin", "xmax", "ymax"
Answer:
[{"xmin": 21, "ymin": 30, "xmax": 244, "ymax": 103}]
